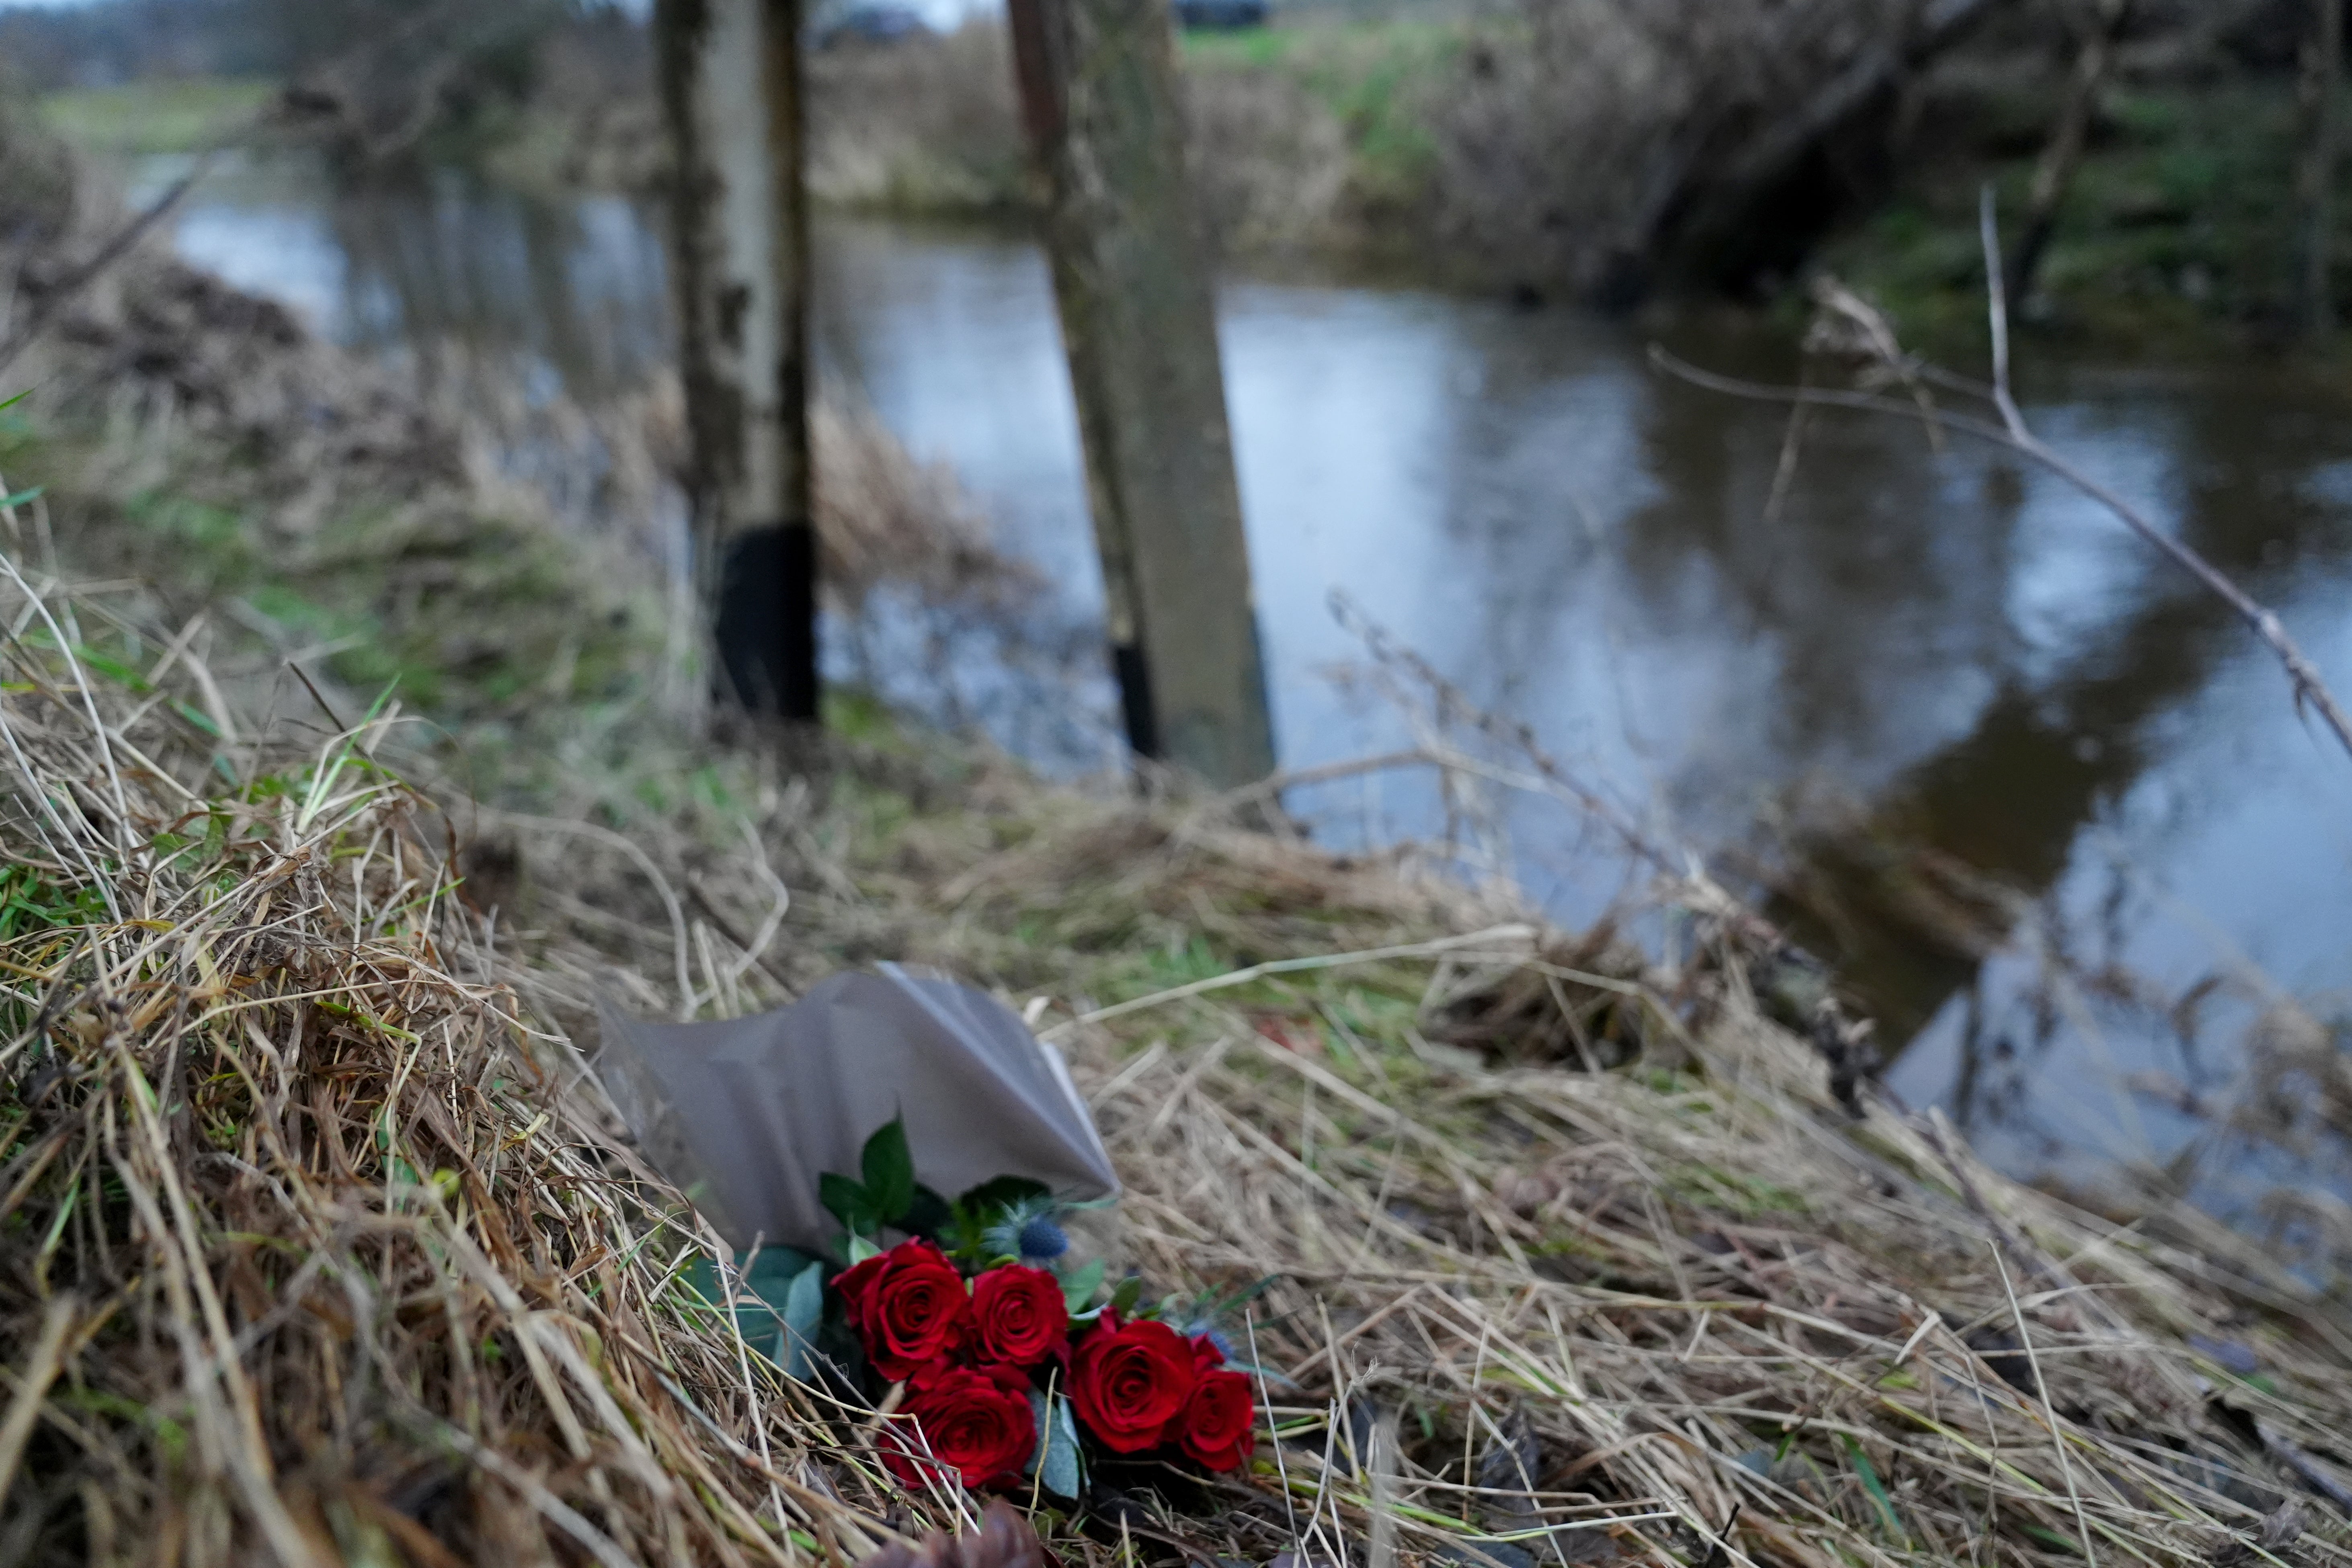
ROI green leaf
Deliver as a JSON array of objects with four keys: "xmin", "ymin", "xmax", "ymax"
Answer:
[
  {"xmin": 0, "ymin": 390, "xmax": 27, "ymax": 412},
  {"xmin": 1, "ymin": 486, "xmax": 44, "ymax": 509},
  {"xmin": 169, "ymin": 700, "xmax": 222, "ymax": 738},
  {"xmin": 1059, "ymin": 1258, "xmax": 1106, "ymax": 1313},
  {"xmin": 845, "ymin": 1232, "xmax": 881, "ymax": 1265},
  {"xmin": 900, "ymin": 1183, "xmax": 953, "ymax": 1240},
  {"xmin": 1039, "ymin": 1394, "xmax": 1082, "ymax": 1499},
  {"xmin": 860, "ymin": 1119, "xmax": 916, "ymax": 1223},
  {"xmin": 820, "ymin": 1172, "xmax": 877, "ymax": 1232},
  {"xmin": 2018, "ymin": 1525, "xmax": 2083, "ymax": 1558},
  {"xmin": 957, "ymin": 1174, "xmax": 1052, "ymax": 1213},
  {"xmin": 1108, "ymin": 1274, "xmax": 1146, "ymax": 1317},
  {"xmin": 780, "ymin": 1260, "xmax": 825, "ymax": 1381},
  {"xmin": 1841, "ymin": 1435, "xmax": 1905, "ymax": 1541}
]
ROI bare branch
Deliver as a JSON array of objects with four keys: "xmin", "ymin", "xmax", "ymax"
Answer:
[
  {"xmin": 1649, "ymin": 339, "xmax": 2352, "ymax": 767},
  {"xmin": 1978, "ymin": 184, "xmax": 2025, "ymax": 438}
]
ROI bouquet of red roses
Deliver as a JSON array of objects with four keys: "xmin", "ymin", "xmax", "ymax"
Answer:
[
  {"xmin": 839, "ymin": 1238, "xmax": 1259, "ymax": 1494},
  {"xmin": 691, "ymin": 1119, "xmax": 1257, "ymax": 1499}
]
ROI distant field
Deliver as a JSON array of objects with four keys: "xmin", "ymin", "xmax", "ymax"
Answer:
[{"xmin": 39, "ymin": 77, "xmax": 277, "ymax": 157}]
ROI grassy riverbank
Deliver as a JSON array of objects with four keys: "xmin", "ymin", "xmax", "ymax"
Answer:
[
  {"xmin": 1825, "ymin": 79, "xmax": 2337, "ymax": 350},
  {"xmin": 32, "ymin": 76, "xmax": 277, "ymax": 156},
  {"xmin": 11, "ymin": 462, "xmax": 2352, "ymax": 1566},
  {"xmin": 754, "ymin": 18, "xmax": 2352, "ymax": 345},
  {"xmin": 32, "ymin": 10, "xmax": 2352, "ymax": 349}
]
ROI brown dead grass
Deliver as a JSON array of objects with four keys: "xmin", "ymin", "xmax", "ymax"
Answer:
[{"xmin": 8, "ymin": 496, "xmax": 2352, "ymax": 1566}]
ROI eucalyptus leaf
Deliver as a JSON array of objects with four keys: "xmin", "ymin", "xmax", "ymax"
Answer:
[
  {"xmin": 1039, "ymin": 1395, "xmax": 1082, "ymax": 1499},
  {"xmin": 845, "ymin": 1232, "xmax": 881, "ymax": 1265},
  {"xmin": 681, "ymin": 1255, "xmax": 726, "ymax": 1312},
  {"xmin": 1107, "ymin": 1273, "xmax": 1145, "ymax": 1316},
  {"xmin": 781, "ymin": 1260, "xmax": 825, "ymax": 1381},
  {"xmin": 1023, "ymin": 1390, "xmax": 1049, "ymax": 1478},
  {"xmin": 742, "ymin": 1245, "xmax": 822, "ymax": 1285},
  {"xmin": 861, "ymin": 1118, "xmax": 917, "ymax": 1222}
]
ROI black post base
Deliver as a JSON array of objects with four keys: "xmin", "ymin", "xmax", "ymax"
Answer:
[
  {"xmin": 715, "ymin": 522, "xmax": 820, "ymax": 721},
  {"xmin": 1112, "ymin": 640, "xmax": 1159, "ymax": 761}
]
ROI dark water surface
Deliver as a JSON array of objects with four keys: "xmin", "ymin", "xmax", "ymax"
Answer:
[{"xmin": 142, "ymin": 154, "xmax": 2352, "ymax": 1201}]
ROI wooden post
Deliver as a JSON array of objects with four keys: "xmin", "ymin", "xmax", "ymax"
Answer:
[
  {"xmin": 2298, "ymin": 0, "xmax": 2345, "ymax": 339},
  {"xmin": 655, "ymin": 0, "xmax": 819, "ymax": 720},
  {"xmin": 1005, "ymin": 0, "xmax": 1277, "ymax": 788}
]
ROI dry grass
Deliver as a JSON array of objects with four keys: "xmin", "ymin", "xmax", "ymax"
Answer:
[
  {"xmin": 806, "ymin": 26, "xmax": 1032, "ymax": 216},
  {"xmin": 8, "ymin": 544, "xmax": 2352, "ymax": 1567},
  {"xmin": 0, "ymin": 549, "xmax": 987, "ymax": 1564}
]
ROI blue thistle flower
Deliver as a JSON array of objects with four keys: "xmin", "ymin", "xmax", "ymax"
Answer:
[{"xmin": 1017, "ymin": 1215, "xmax": 1069, "ymax": 1261}]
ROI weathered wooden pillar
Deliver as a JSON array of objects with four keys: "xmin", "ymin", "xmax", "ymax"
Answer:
[
  {"xmin": 655, "ymin": 0, "xmax": 819, "ymax": 720},
  {"xmin": 1005, "ymin": 0, "xmax": 1277, "ymax": 788}
]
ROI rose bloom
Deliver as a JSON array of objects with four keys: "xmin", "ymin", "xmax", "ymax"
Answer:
[
  {"xmin": 1180, "ymin": 1367, "xmax": 1257, "ymax": 1471},
  {"xmin": 970, "ymin": 1265, "xmax": 1068, "ymax": 1369},
  {"xmin": 1070, "ymin": 1315, "xmax": 1196, "ymax": 1453},
  {"xmin": 886, "ymin": 1361, "xmax": 1038, "ymax": 1490},
  {"xmin": 835, "ymin": 1240, "xmax": 972, "ymax": 1380}
]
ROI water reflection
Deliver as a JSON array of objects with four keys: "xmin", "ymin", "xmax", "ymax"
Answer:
[
  {"xmin": 156, "ymin": 153, "xmax": 672, "ymax": 396},
  {"xmin": 148, "ymin": 163, "xmax": 2352, "ymax": 1198}
]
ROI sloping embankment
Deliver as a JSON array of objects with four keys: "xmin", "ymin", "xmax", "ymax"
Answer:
[{"xmin": 2, "ymin": 553, "xmax": 2350, "ymax": 1568}]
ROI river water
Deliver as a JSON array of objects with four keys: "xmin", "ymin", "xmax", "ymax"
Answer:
[{"xmin": 141, "ymin": 154, "xmax": 2352, "ymax": 1205}]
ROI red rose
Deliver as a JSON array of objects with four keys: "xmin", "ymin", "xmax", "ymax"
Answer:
[
  {"xmin": 1069, "ymin": 1314, "xmax": 1196, "ymax": 1454},
  {"xmin": 1190, "ymin": 1334, "xmax": 1225, "ymax": 1373},
  {"xmin": 835, "ymin": 1240, "xmax": 972, "ymax": 1380},
  {"xmin": 885, "ymin": 1361, "xmax": 1038, "ymax": 1490},
  {"xmin": 971, "ymin": 1265, "xmax": 1069, "ymax": 1368},
  {"xmin": 1180, "ymin": 1367, "xmax": 1256, "ymax": 1472}
]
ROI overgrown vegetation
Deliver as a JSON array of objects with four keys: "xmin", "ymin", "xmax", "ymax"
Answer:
[
  {"xmin": 1830, "ymin": 76, "xmax": 2345, "ymax": 344},
  {"xmin": 794, "ymin": 3, "xmax": 2352, "ymax": 336},
  {"xmin": 30, "ymin": 0, "xmax": 2352, "ymax": 339}
]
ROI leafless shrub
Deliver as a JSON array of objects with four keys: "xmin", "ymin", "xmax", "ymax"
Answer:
[
  {"xmin": 806, "ymin": 23, "xmax": 1031, "ymax": 214},
  {"xmin": 1185, "ymin": 64, "xmax": 1354, "ymax": 253},
  {"xmin": 1426, "ymin": 0, "xmax": 1989, "ymax": 297}
]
